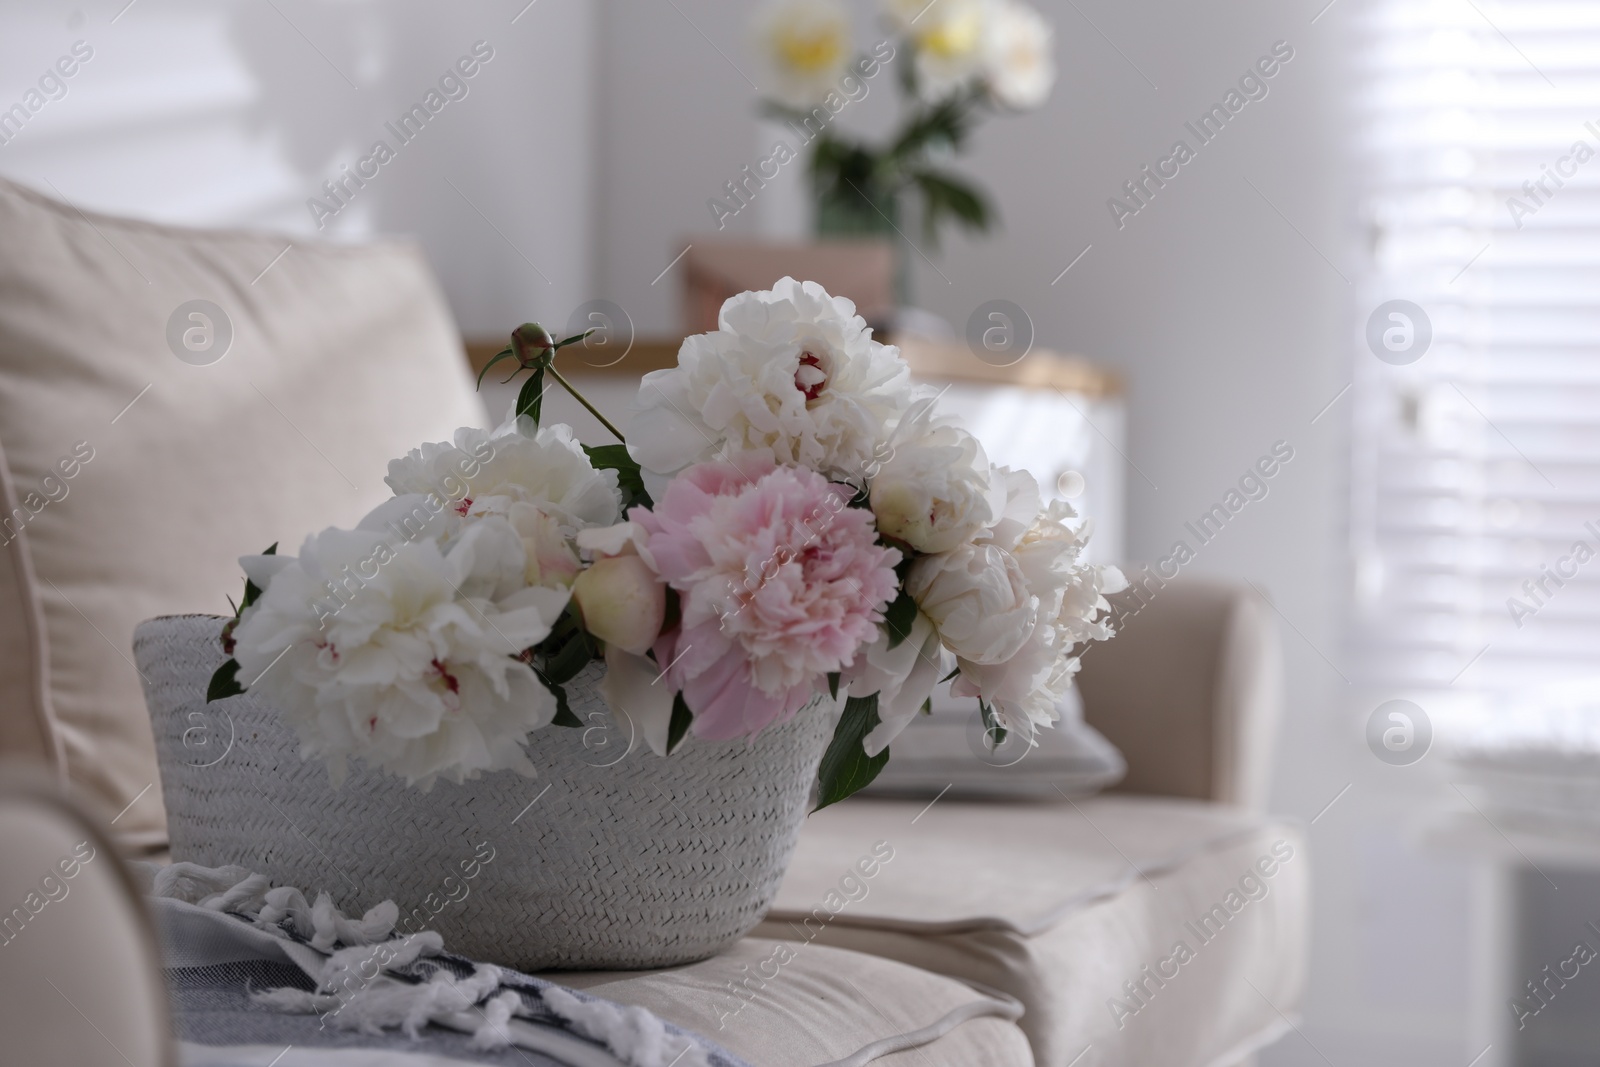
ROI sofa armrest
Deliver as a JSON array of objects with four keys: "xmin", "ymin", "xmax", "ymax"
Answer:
[{"xmin": 1076, "ymin": 576, "xmax": 1281, "ymax": 810}]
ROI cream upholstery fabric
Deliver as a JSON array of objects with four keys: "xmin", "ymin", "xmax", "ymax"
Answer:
[
  {"xmin": 553, "ymin": 937, "xmax": 1035, "ymax": 1067},
  {"xmin": 755, "ymin": 795, "xmax": 1308, "ymax": 1067},
  {"xmin": 0, "ymin": 772, "xmax": 174, "ymax": 1066},
  {"xmin": 0, "ymin": 177, "xmax": 486, "ymax": 848}
]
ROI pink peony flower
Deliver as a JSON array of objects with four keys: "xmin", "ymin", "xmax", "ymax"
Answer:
[{"xmin": 631, "ymin": 452, "xmax": 901, "ymax": 741}]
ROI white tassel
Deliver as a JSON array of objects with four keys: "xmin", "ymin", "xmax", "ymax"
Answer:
[
  {"xmin": 318, "ymin": 931, "xmax": 444, "ymax": 992},
  {"xmin": 249, "ymin": 986, "xmax": 340, "ymax": 1014},
  {"xmin": 152, "ymin": 862, "xmax": 254, "ymax": 905},
  {"xmin": 260, "ymin": 963, "xmax": 508, "ymax": 1041},
  {"xmin": 309, "ymin": 891, "xmax": 342, "ymax": 951},
  {"xmin": 471, "ymin": 990, "xmax": 521, "ymax": 1050},
  {"xmin": 335, "ymin": 899, "xmax": 399, "ymax": 947},
  {"xmin": 211, "ymin": 873, "xmax": 272, "ymax": 915},
  {"xmin": 544, "ymin": 986, "xmax": 709, "ymax": 1067},
  {"xmin": 257, "ymin": 885, "xmax": 315, "ymax": 937}
]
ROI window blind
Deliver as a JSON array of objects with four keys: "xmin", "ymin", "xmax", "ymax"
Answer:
[{"xmin": 1353, "ymin": 0, "xmax": 1600, "ymax": 694}]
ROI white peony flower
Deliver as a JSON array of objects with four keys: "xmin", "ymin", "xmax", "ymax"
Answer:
[
  {"xmin": 978, "ymin": 465, "xmax": 1043, "ymax": 550},
  {"xmin": 384, "ymin": 418, "xmax": 622, "ymax": 536},
  {"xmin": 948, "ymin": 499, "xmax": 1124, "ymax": 740},
  {"xmin": 869, "ymin": 404, "xmax": 997, "ymax": 553},
  {"xmin": 844, "ymin": 609, "xmax": 950, "ymax": 756},
  {"xmin": 372, "ymin": 418, "xmax": 619, "ymax": 598},
  {"xmin": 231, "ymin": 519, "xmax": 570, "ymax": 788},
  {"xmin": 757, "ymin": 0, "xmax": 854, "ymax": 110},
  {"xmin": 983, "ymin": 0, "xmax": 1054, "ymax": 110},
  {"xmin": 906, "ymin": 541, "xmax": 1037, "ymax": 665},
  {"xmin": 630, "ymin": 277, "xmax": 920, "ymax": 487},
  {"xmin": 949, "ymin": 616, "xmax": 1062, "ymax": 737}
]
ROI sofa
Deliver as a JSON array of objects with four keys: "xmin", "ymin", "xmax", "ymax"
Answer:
[{"xmin": 0, "ymin": 175, "xmax": 1306, "ymax": 1066}]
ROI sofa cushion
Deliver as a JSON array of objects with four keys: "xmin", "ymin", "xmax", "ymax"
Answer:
[
  {"xmin": 862, "ymin": 682, "xmax": 1126, "ymax": 799},
  {"xmin": 754, "ymin": 795, "xmax": 1307, "ymax": 1067},
  {"xmin": 0, "ymin": 177, "xmax": 486, "ymax": 848},
  {"xmin": 552, "ymin": 936, "xmax": 1034, "ymax": 1066}
]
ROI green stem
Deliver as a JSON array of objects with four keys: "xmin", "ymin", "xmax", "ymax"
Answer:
[{"xmin": 547, "ymin": 363, "xmax": 627, "ymax": 445}]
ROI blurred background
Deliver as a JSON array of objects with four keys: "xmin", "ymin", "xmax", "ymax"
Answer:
[{"xmin": 4, "ymin": 0, "xmax": 1598, "ymax": 1063}]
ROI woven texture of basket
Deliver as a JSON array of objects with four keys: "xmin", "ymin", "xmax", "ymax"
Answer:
[{"xmin": 135, "ymin": 613, "xmax": 834, "ymax": 971}]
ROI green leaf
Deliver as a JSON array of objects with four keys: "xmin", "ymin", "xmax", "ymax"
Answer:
[
  {"xmin": 666, "ymin": 693, "xmax": 693, "ymax": 755},
  {"xmin": 897, "ymin": 48, "xmax": 918, "ymax": 99},
  {"xmin": 515, "ymin": 367, "xmax": 547, "ymax": 429},
  {"xmin": 814, "ymin": 694, "xmax": 890, "ymax": 811},
  {"xmin": 891, "ymin": 90, "xmax": 980, "ymax": 159},
  {"xmin": 827, "ymin": 671, "xmax": 841, "ymax": 700},
  {"xmin": 542, "ymin": 674, "xmax": 582, "ymax": 727},
  {"xmin": 659, "ymin": 587, "xmax": 681, "ymax": 636},
  {"xmin": 582, "ymin": 443, "xmax": 651, "ymax": 510},
  {"xmin": 238, "ymin": 542, "xmax": 278, "ymax": 616},
  {"xmin": 845, "ymin": 482, "xmax": 871, "ymax": 510},
  {"xmin": 475, "ymin": 344, "xmax": 516, "ymax": 390},
  {"xmin": 206, "ymin": 659, "xmax": 244, "ymax": 703},
  {"xmin": 911, "ymin": 169, "xmax": 993, "ymax": 247},
  {"xmin": 939, "ymin": 666, "xmax": 960, "ymax": 684},
  {"xmin": 883, "ymin": 591, "xmax": 918, "ymax": 650},
  {"xmin": 979, "ymin": 698, "xmax": 1007, "ymax": 748},
  {"xmin": 541, "ymin": 627, "xmax": 596, "ymax": 687},
  {"xmin": 552, "ymin": 328, "xmax": 597, "ymax": 350}
]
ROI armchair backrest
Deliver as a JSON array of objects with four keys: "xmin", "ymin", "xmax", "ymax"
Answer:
[{"xmin": 1076, "ymin": 576, "xmax": 1282, "ymax": 810}]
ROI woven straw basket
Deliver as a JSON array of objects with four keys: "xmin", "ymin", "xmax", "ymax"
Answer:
[{"xmin": 135, "ymin": 614, "xmax": 834, "ymax": 971}]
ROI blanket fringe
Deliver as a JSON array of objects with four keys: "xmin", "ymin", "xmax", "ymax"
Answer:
[
  {"xmin": 154, "ymin": 861, "xmax": 709, "ymax": 1067},
  {"xmin": 545, "ymin": 986, "xmax": 706, "ymax": 1067}
]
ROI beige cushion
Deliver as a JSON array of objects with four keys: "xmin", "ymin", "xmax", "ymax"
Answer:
[
  {"xmin": 754, "ymin": 795, "xmax": 1308, "ymax": 1067},
  {"xmin": 0, "ymin": 177, "xmax": 486, "ymax": 849},
  {"xmin": 862, "ymin": 682, "xmax": 1126, "ymax": 799},
  {"xmin": 552, "ymin": 936, "xmax": 1034, "ymax": 1067}
]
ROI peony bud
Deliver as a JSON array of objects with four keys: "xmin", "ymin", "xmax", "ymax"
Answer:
[
  {"xmin": 573, "ymin": 554, "xmax": 665, "ymax": 655},
  {"xmin": 511, "ymin": 322, "xmax": 555, "ymax": 369}
]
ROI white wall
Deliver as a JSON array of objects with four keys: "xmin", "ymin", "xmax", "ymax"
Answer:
[
  {"xmin": 0, "ymin": 0, "xmax": 597, "ymax": 334},
  {"xmin": 593, "ymin": 0, "xmax": 1478, "ymax": 1063}
]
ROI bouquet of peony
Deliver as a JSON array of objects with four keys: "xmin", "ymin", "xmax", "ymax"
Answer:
[
  {"xmin": 211, "ymin": 279, "xmax": 1123, "ymax": 807},
  {"xmin": 754, "ymin": 0, "xmax": 1057, "ymax": 255}
]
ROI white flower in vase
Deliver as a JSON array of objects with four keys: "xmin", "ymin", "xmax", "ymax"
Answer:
[
  {"xmin": 630, "ymin": 277, "xmax": 921, "ymax": 490},
  {"xmin": 757, "ymin": 0, "xmax": 856, "ymax": 109},
  {"xmin": 983, "ymin": 0, "xmax": 1055, "ymax": 110},
  {"xmin": 896, "ymin": 0, "xmax": 991, "ymax": 100}
]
